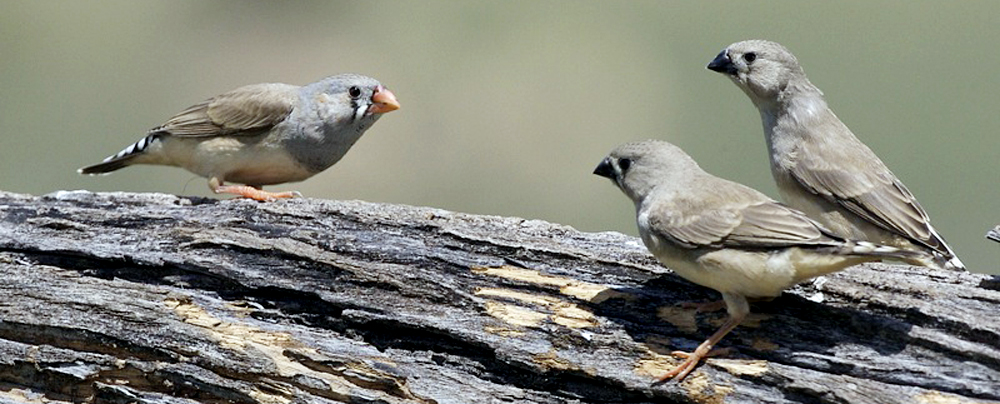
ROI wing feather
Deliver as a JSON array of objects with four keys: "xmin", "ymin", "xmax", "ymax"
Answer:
[
  {"xmin": 152, "ymin": 83, "xmax": 299, "ymax": 137},
  {"xmin": 646, "ymin": 178, "xmax": 839, "ymax": 250},
  {"xmin": 789, "ymin": 149, "xmax": 945, "ymax": 252}
]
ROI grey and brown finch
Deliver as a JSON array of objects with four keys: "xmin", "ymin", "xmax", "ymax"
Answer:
[
  {"xmin": 594, "ymin": 140, "xmax": 928, "ymax": 382},
  {"xmin": 79, "ymin": 74, "xmax": 400, "ymax": 201},
  {"xmin": 707, "ymin": 40, "xmax": 964, "ymax": 270}
]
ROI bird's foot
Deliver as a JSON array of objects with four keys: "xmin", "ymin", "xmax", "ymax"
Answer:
[
  {"xmin": 656, "ymin": 345, "xmax": 732, "ymax": 383},
  {"xmin": 656, "ymin": 354, "xmax": 701, "ymax": 383},
  {"xmin": 214, "ymin": 185, "xmax": 301, "ymax": 201}
]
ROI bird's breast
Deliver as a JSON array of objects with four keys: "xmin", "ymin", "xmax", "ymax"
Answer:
[{"xmin": 277, "ymin": 117, "xmax": 376, "ymax": 173}]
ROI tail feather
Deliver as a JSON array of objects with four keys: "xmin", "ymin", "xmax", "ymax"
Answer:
[
  {"xmin": 843, "ymin": 236, "xmax": 966, "ymax": 272},
  {"xmin": 928, "ymin": 227, "xmax": 966, "ymax": 271},
  {"xmin": 934, "ymin": 253, "xmax": 966, "ymax": 272},
  {"xmin": 78, "ymin": 156, "xmax": 136, "ymax": 175},
  {"xmin": 840, "ymin": 240, "xmax": 935, "ymax": 268},
  {"xmin": 78, "ymin": 134, "xmax": 158, "ymax": 175}
]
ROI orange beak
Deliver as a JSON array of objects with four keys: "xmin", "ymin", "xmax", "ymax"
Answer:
[{"xmin": 369, "ymin": 86, "xmax": 400, "ymax": 114}]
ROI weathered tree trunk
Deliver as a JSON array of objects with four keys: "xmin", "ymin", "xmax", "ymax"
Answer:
[{"xmin": 0, "ymin": 190, "xmax": 997, "ymax": 404}]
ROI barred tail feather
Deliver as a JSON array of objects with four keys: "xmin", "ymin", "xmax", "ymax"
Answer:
[
  {"xmin": 840, "ymin": 240, "xmax": 936, "ymax": 268},
  {"xmin": 78, "ymin": 134, "xmax": 158, "ymax": 175}
]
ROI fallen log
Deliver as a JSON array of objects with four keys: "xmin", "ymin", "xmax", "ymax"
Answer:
[{"xmin": 0, "ymin": 190, "xmax": 997, "ymax": 403}]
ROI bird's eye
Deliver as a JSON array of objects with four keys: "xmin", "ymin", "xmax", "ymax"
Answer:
[
  {"xmin": 348, "ymin": 86, "xmax": 362, "ymax": 99},
  {"xmin": 743, "ymin": 52, "xmax": 757, "ymax": 63},
  {"xmin": 618, "ymin": 158, "xmax": 632, "ymax": 172}
]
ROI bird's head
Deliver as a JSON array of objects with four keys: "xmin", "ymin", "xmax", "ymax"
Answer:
[
  {"xmin": 313, "ymin": 74, "xmax": 400, "ymax": 125},
  {"xmin": 707, "ymin": 40, "xmax": 808, "ymax": 105},
  {"xmin": 593, "ymin": 140, "xmax": 701, "ymax": 205}
]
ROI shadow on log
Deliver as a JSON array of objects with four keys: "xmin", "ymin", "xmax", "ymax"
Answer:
[{"xmin": 0, "ymin": 190, "xmax": 998, "ymax": 404}]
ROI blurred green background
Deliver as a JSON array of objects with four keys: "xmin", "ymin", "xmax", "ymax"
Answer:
[{"xmin": 1, "ymin": 1, "xmax": 996, "ymax": 273}]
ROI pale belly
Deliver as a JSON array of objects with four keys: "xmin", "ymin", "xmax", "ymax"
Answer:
[
  {"xmin": 640, "ymin": 230, "xmax": 867, "ymax": 299},
  {"xmin": 640, "ymin": 231, "xmax": 795, "ymax": 298},
  {"xmin": 144, "ymin": 135, "xmax": 315, "ymax": 186}
]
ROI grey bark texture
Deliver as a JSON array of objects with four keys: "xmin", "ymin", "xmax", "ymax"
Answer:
[{"xmin": 0, "ymin": 190, "xmax": 997, "ymax": 404}]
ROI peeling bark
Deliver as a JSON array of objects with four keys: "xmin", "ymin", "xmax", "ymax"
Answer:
[{"xmin": 0, "ymin": 190, "xmax": 998, "ymax": 404}]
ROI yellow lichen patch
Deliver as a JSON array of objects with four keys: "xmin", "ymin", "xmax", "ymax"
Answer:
[
  {"xmin": 711, "ymin": 359, "xmax": 768, "ymax": 376},
  {"xmin": 166, "ymin": 298, "xmax": 294, "ymax": 351},
  {"xmin": 561, "ymin": 282, "xmax": 615, "ymax": 302},
  {"xmin": 483, "ymin": 301, "xmax": 548, "ymax": 327},
  {"xmin": 476, "ymin": 288, "xmax": 562, "ymax": 306},
  {"xmin": 682, "ymin": 375, "xmax": 734, "ymax": 404},
  {"xmin": 586, "ymin": 287, "xmax": 635, "ymax": 304},
  {"xmin": 475, "ymin": 285, "xmax": 599, "ymax": 329},
  {"xmin": 634, "ymin": 354, "xmax": 680, "ymax": 378},
  {"xmin": 471, "ymin": 265, "xmax": 611, "ymax": 301},
  {"xmin": 751, "ymin": 338, "xmax": 779, "ymax": 351},
  {"xmin": 915, "ymin": 391, "xmax": 983, "ymax": 404},
  {"xmin": 248, "ymin": 389, "xmax": 294, "ymax": 404},
  {"xmin": 657, "ymin": 306, "xmax": 699, "ymax": 334},
  {"xmin": 0, "ymin": 388, "xmax": 51, "ymax": 404},
  {"xmin": 164, "ymin": 298, "xmax": 406, "ymax": 404},
  {"xmin": 533, "ymin": 350, "xmax": 578, "ymax": 371},
  {"xmin": 552, "ymin": 303, "xmax": 598, "ymax": 328}
]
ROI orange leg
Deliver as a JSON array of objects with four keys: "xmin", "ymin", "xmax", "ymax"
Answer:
[
  {"xmin": 209, "ymin": 178, "xmax": 301, "ymax": 201},
  {"xmin": 657, "ymin": 313, "xmax": 743, "ymax": 382},
  {"xmin": 657, "ymin": 293, "xmax": 749, "ymax": 383}
]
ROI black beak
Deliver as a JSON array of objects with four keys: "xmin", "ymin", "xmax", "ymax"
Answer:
[
  {"xmin": 593, "ymin": 158, "xmax": 615, "ymax": 179},
  {"xmin": 707, "ymin": 50, "xmax": 737, "ymax": 75}
]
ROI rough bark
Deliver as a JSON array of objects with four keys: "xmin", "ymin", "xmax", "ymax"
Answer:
[{"xmin": 0, "ymin": 190, "xmax": 997, "ymax": 404}]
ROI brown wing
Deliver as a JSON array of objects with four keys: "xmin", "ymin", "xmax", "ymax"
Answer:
[
  {"xmin": 789, "ymin": 146, "xmax": 947, "ymax": 253},
  {"xmin": 153, "ymin": 83, "xmax": 299, "ymax": 137},
  {"xmin": 646, "ymin": 180, "xmax": 840, "ymax": 250}
]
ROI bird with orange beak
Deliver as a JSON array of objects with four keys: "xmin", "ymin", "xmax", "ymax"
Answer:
[{"xmin": 80, "ymin": 73, "xmax": 400, "ymax": 201}]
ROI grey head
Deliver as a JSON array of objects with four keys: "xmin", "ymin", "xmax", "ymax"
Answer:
[
  {"xmin": 300, "ymin": 73, "xmax": 400, "ymax": 128},
  {"xmin": 593, "ymin": 139, "xmax": 703, "ymax": 204},
  {"xmin": 707, "ymin": 40, "xmax": 815, "ymax": 105},
  {"xmin": 288, "ymin": 73, "xmax": 400, "ymax": 172}
]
